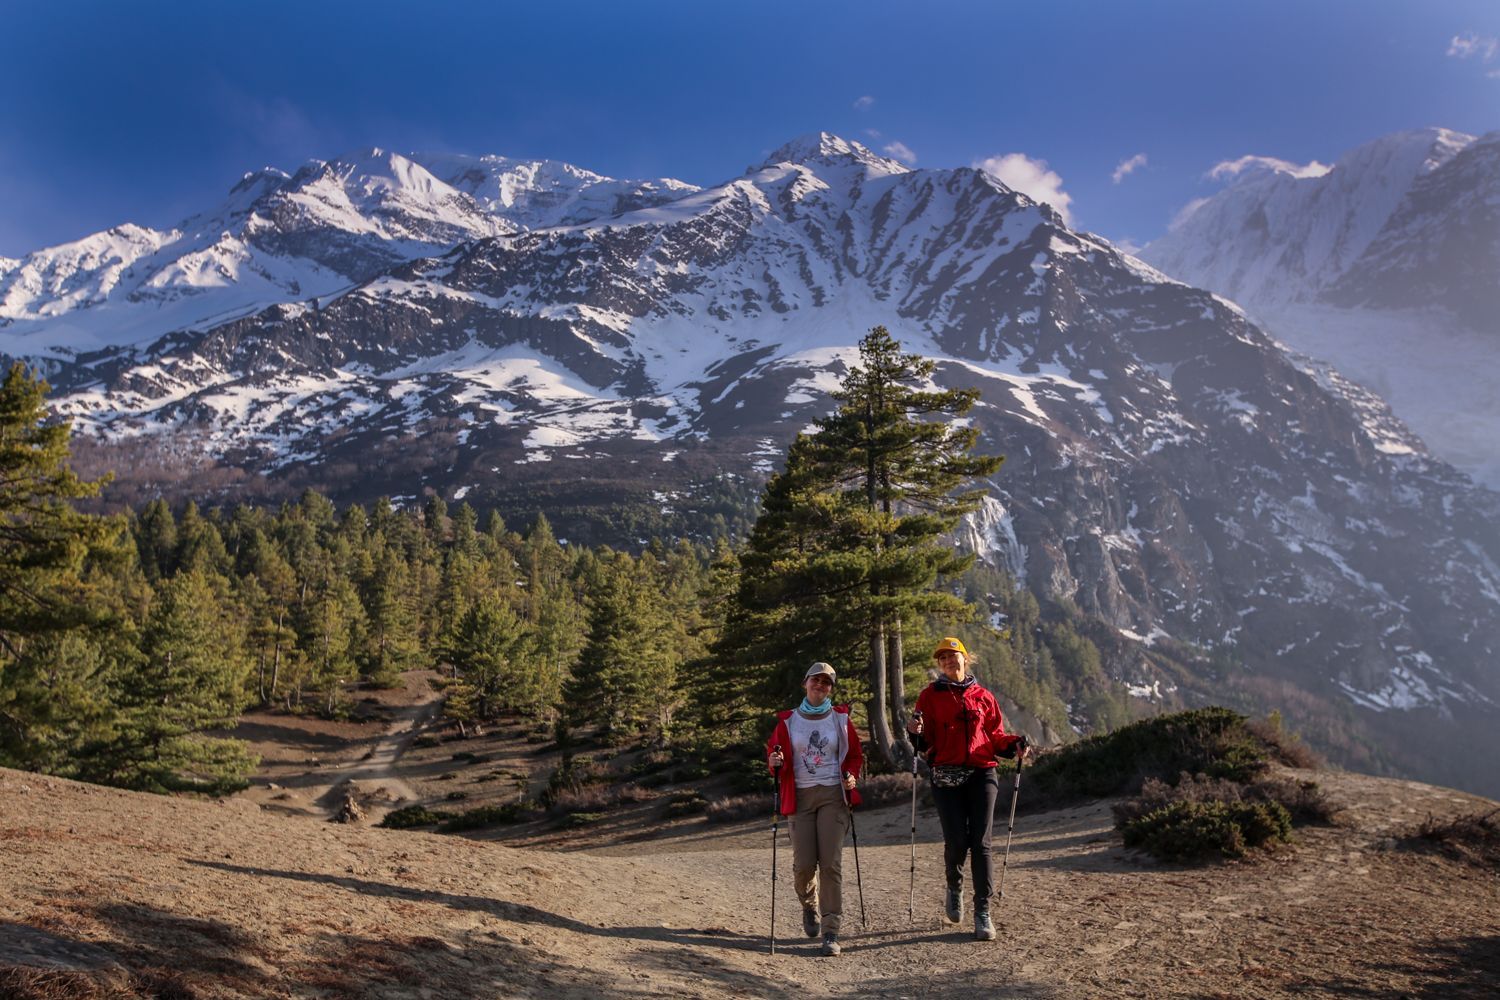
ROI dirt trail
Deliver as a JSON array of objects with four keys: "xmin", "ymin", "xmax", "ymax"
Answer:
[
  {"xmin": 237, "ymin": 675, "xmax": 443, "ymax": 822},
  {"xmin": 2, "ymin": 764, "xmax": 1495, "ymax": 999}
]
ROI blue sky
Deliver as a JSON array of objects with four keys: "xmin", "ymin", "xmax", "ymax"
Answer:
[{"xmin": 1, "ymin": 0, "xmax": 1496, "ymax": 257}]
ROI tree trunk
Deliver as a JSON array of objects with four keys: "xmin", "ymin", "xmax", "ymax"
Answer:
[
  {"xmin": 270, "ymin": 612, "xmax": 283, "ymax": 703},
  {"xmin": 867, "ymin": 620, "xmax": 898, "ymax": 769},
  {"xmin": 888, "ymin": 623, "xmax": 913, "ymax": 769}
]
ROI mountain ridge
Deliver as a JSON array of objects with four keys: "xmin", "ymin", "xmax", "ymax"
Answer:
[{"xmin": 7, "ymin": 131, "xmax": 1500, "ymax": 796}]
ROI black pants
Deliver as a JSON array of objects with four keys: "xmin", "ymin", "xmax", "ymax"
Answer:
[{"xmin": 931, "ymin": 767, "xmax": 1001, "ymax": 908}]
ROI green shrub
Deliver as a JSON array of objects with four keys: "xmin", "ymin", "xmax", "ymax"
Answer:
[
  {"xmin": 1121, "ymin": 799, "xmax": 1292, "ymax": 861},
  {"xmin": 412, "ymin": 734, "xmax": 441, "ymax": 749},
  {"xmin": 1027, "ymin": 707, "xmax": 1271, "ymax": 804},
  {"xmin": 438, "ymin": 804, "xmax": 527, "ymax": 832},
  {"xmin": 445, "ymin": 791, "xmax": 468, "ymax": 801},
  {"xmin": 1113, "ymin": 773, "xmax": 1333, "ymax": 828},
  {"xmin": 561, "ymin": 811, "xmax": 605, "ymax": 828},
  {"xmin": 379, "ymin": 805, "xmax": 455, "ymax": 829},
  {"xmin": 665, "ymin": 792, "xmax": 708, "ymax": 818}
]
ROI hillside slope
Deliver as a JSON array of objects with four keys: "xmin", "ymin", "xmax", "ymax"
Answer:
[{"xmin": 2, "ymin": 767, "xmax": 1494, "ymax": 999}]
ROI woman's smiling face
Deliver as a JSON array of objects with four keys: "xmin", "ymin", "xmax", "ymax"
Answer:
[
  {"xmin": 936, "ymin": 648, "xmax": 967, "ymax": 681},
  {"xmin": 804, "ymin": 674, "xmax": 833, "ymax": 705}
]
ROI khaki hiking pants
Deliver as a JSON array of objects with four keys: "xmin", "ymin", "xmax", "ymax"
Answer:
[{"xmin": 789, "ymin": 782, "xmax": 849, "ymax": 933}]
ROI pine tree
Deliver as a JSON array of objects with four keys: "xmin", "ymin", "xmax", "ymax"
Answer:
[
  {"xmin": 360, "ymin": 546, "xmax": 421, "ymax": 684},
  {"xmin": 720, "ymin": 327, "xmax": 1003, "ymax": 768},
  {"xmin": 444, "ymin": 597, "xmax": 533, "ymax": 719},
  {"xmin": 98, "ymin": 568, "xmax": 256, "ymax": 791},
  {"xmin": 0, "ymin": 363, "xmax": 125, "ymax": 767},
  {"xmin": 569, "ymin": 553, "xmax": 677, "ymax": 736}
]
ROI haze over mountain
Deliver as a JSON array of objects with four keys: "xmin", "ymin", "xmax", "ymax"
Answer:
[
  {"xmin": 1142, "ymin": 127, "xmax": 1500, "ymax": 488},
  {"xmin": 3, "ymin": 132, "xmax": 1499, "ymax": 795}
]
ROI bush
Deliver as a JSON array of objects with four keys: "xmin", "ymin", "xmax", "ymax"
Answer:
[
  {"xmin": 1114, "ymin": 773, "xmax": 1334, "ymax": 829},
  {"xmin": 437, "ymin": 804, "xmax": 528, "ymax": 832},
  {"xmin": 726, "ymin": 757, "xmax": 773, "ymax": 794},
  {"xmin": 1399, "ymin": 809, "xmax": 1500, "ymax": 866},
  {"xmin": 412, "ymin": 734, "xmax": 441, "ymax": 749},
  {"xmin": 705, "ymin": 793, "xmax": 767, "ymax": 824},
  {"xmin": 549, "ymin": 784, "xmax": 618, "ymax": 815},
  {"xmin": 857, "ymin": 772, "xmax": 932, "ymax": 810},
  {"xmin": 379, "ymin": 805, "xmax": 455, "ymax": 829},
  {"xmin": 1026, "ymin": 707, "xmax": 1271, "ymax": 805},
  {"xmin": 1121, "ymin": 799, "xmax": 1292, "ymax": 861},
  {"xmin": 445, "ymin": 791, "xmax": 468, "ymax": 802},
  {"xmin": 560, "ymin": 811, "xmax": 605, "ymax": 828},
  {"xmin": 665, "ymin": 792, "xmax": 708, "ymax": 818},
  {"xmin": 1246, "ymin": 713, "xmax": 1324, "ymax": 770}
]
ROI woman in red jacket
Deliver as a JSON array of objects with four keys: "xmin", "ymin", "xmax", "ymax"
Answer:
[
  {"xmin": 907, "ymin": 636, "xmax": 1027, "ymax": 942},
  {"xmin": 766, "ymin": 661, "xmax": 863, "ymax": 957}
]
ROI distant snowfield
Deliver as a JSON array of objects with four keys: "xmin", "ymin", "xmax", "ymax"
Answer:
[{"xmin": 1260, "ymin": 304, "xmax": 1500, "ymax": 489}]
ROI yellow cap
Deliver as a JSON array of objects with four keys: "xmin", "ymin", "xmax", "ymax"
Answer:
[{"xmin": 933, "ymin": 637, "xmax": 968, "ymax": 659}]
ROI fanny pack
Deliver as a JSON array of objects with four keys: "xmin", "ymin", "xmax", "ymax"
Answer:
[{"xmin": 930, "ymin": 765, "xmax": 974, "ymax": 789}]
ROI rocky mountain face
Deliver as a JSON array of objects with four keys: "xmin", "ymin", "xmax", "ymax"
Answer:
[
  {"xmin": 1141, "ymin": 128, "xmax": 1500, "ymax": 489},
  {"xmin": 6, "ymin": 132, "xmax": 1500, "ymax": 794}
]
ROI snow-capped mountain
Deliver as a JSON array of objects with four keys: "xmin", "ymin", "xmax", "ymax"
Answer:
[
  {"xmin": 0, "ymin": 149, "xmax": 694, "ymax": 355},
  {"xmin": 9, "ymin": 131, "xmax": 1500, "ymax": 795},
  {"xmin": 1141, "ymin": 128, "xmax": 1500, "ymax": 488}
]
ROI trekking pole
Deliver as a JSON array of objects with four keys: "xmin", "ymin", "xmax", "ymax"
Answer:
[
  {"xmin": 843, "ymin": 773, "xmax": 868, "ymax": 930},
  {"xmin": 907, "ymin": 711, "xmax": 922, "ymax": 924},
  {"xmin": 996, "ymin": 738, "xmax": 1028, "ymax": 900},
  {"xmin": 771, "ymin": 747, "xmax": 784, "ymax": 952}
]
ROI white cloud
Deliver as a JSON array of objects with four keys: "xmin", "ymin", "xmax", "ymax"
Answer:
[
  {"xmin": 1208, "ymin": 154, "xmax": 1331, "ymax": 181},
  {"xmin": 1168, "ymin": 197, "xmax": 1210, "ymax": 232},
  {"xmin": 1113, "ymin": 237, "xmax": 1144, "ymax": 256},
  {"xmin": 973, "ymin": 153, "xmax": 1074, "ymax": 226},
  {"xmin": 1112, "ymin": 153, "xmax": 1148, "ymax": 184},
  {"xmin": 1447, "ymin": 33, "xmax": 1498, "ymax": 60},
  {"xmin": 853, "ymin": 95, "xmax": 876, "ymax": 111},
  {"xmin": 883, "ymin": 141, "xmax": 917, "ymax": 165}
]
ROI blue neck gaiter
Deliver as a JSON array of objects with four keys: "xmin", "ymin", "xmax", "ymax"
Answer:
[{"xmin": 798, "ymin": 698, "xmax": 833, "ymax": 716}]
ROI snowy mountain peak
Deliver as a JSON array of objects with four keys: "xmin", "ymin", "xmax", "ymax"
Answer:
[
  {"xmin": 757, "ymin": 131, "xmax": 909, "ymax": 175},
  {"xmin": 411, "ymin": 151, "xmax": 700, "ymax": 230},
  {"xmin": 1142, "ymin": 126, "xmax": 1480, "ymax": 310}
]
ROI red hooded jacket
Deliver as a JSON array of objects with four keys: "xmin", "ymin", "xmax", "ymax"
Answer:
[
  {"xmin": 765, "ymin": 705, "xmax": 864, "ymax": 816},
  {"xmin": 912, "ymin": 678, "xmax": 1023, "ymax": 769}
]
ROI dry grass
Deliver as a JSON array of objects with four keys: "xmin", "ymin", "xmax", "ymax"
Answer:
[
  {"xmin": 0, "ymin": 965, "xmax": 205, "ymax": 1000},
  {"xmin": 1401, "ymin": 808, "xmax": 1500, "ymax": 866}
]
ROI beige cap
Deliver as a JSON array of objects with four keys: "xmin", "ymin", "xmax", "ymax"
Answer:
[{"xmin": 804, "ymin": 662, "xmax": 837, "ymax": 682}]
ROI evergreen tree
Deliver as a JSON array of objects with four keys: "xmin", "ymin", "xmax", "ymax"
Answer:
[
  {"xmin": 134, "ymin": 499, "xmax": 178, "ymax": 583},
  {"xmin": 719, "ymin": 327, "xmax": 1003, "ymax": 768},
  {"xmin": 0, "ymin": 363, "xmax": 125, "ymax": 765},
  {"xmin": 360, "ymin": 546, "xmax": 421, "ymax": 683},
  {"xmin": 98, "ymin": 568, "xmax": 256, "ymax": 791},
  {"xmin": 569, "ymin": 553, "xmax": 677, "ymax": 736},
  {"xmin": 444, "ymin": 597, "xmax": 533, "ymax": 719}
]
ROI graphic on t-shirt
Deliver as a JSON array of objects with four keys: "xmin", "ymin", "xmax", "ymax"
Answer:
[{"xmin": 802, "ymin": 730, "xmax": 831, "ymax": 775}]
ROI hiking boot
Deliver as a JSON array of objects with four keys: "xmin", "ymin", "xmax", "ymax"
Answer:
[
  {"xmin": 820, "ymin": 931, "xmax": 842, "ymax": 957},
  {"xmin": 944, "ymin": 885, "xmax": 964, "ymax": 923},
  {"xmin": 802, "ymin": 907, "xmax": 820, "ymax": 938},
  {"xmin": 974, "ymin": 909, "xmax": 996, "ymax": 942}
]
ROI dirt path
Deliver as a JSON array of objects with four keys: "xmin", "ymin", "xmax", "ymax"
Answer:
[
  {"xmin": 236, "ymin": 673, "xmax": 444, "ymax": 822},
  {"xmin": 2, "ymin": 765, "xmax": 1495, "ymax": 999}
]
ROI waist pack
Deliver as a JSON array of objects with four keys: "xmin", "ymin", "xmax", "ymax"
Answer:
[{"xmin": 930, "ymin": 764, "xmax": 974, "ymax": 789}]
